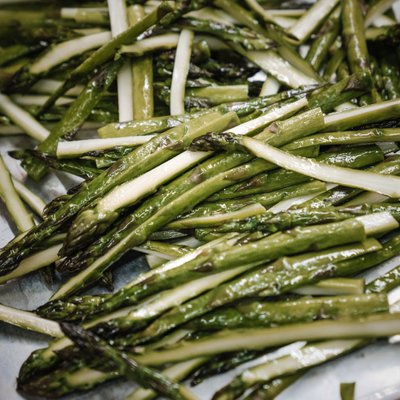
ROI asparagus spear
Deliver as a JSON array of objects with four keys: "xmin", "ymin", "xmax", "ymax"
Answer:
[
  {"xmin": 366, "ymin": 262, "xmax": 400, "ymax": 294},
  {"xmin": 213, "ymin": 339, "xmax": 365, "ymax": 400},
  {"xmin": 185, "ymin": 294, "xmax": 389, "ymax": 331},
  {"xmin": 134, "ymin": 313, "xmax": 400, "ymax": 366},
  {"xmin": 59, "ymin": 323, "xmax": 198, "ymax": 400},
  {"xmin": 0, "ymin": 155, "xmax": 34, "ymax": 232}
]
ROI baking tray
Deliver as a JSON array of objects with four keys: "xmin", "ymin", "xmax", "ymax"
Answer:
[{"xmin": 2, "ymin": 3, "xmax": 400, "ymax": 396}]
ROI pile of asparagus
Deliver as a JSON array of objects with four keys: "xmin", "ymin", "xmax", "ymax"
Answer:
[{"xmin": 0, "ymin": 0, "xmax": 400, "ymax": 398}]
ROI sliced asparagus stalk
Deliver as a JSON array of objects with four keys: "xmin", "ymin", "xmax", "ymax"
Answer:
[
  {"xmin": 170, "ymin": 29, "xmax": 194, "ymax": 115},
  {"xmin": 31, "ymin": 79, "xmax": 84, "ymax": 97},
  {"xmin": 0, "ymin": 93, "xmax": 49, "ymax": 141},
  {"xmin": 289, "ymin": 0, "xmax": 340, "ymax": 43},
  {"xmin": 0, "ymin": 243, "xmax": 61, "ymax": 284},
  {"xmin": 56, "ymin": 136, "xmax": 155, "ymax": 158},
  {"xmin": 186, "ymin": 294, "xmax": 388, "ymax": 331},
  {"xmin": 108, "ymin": 0, "xmax": 133, "ymax": 122},
  {"xmin": 166, "ymin": 203, "xmax": 266, "ymax": 230},
  {"xmin": 366, "ymin": 262, "xmax": 400, "ymax": 294},
  {"xmin": 134, "ymin": 240, "xmax": 193, "ymax": 261},
  {"xmin": 293, "ymin": 278, "xmax": 365, "ymax": 295},
  {"xmin": 11, "ymin": 178, "xmax": 45, "ymax": 217},
  {"xmin": 0, "ymin": 303, "xmax": 62, "ymax": 337},
  {"xmin": 60, "ymin": 323, "xmax": 198, "ymax": 400},
  {"xmin": 121, "ymin": 33, "xmax": 180, "ymax": 55},
  {"xmin": 127, "ymin": 358, "xmax": 207, "ymax": 400},
  {"xmin": 11, "ymin": 94, "xmax": 74, "ymax": 107},
  {"xmin": 60, "ymin": 7, "xmax": 109, "ymax": 25},
  {"xmin": 128, "ymin": 5, "xmax": 154, "ymax": 120},
  {"xmin": 365, "ymin": 0, "xmax": 397, "ymax": 27},
  {"xmin": 135, "ymin": 313, "xmax": 400, "ymax": 366},
  {"xmin": 29, "ymin": 31, "xmax": 112, "ymax": 75},
  {"xmin": 213, "ymin": 339, "xmax": 364, "ymax": 400},
  {"xmin": 238, "ymin": 136, "xmax": 400, "ymax": 197},
  {"xmin": 284, "ymin": 128, "xmax": 400, "ymax": 150},
  {"xmin": 260, "ymin": 75, "xmax": 281, "ymax": 96},
  {"xmin": 0, "ymin": 156, "xmax": 34, "ymax": 232}
]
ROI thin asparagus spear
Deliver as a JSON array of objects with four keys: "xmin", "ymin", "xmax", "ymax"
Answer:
[
  {"xmin": 0, "ymin": 93, "xmax": 49, "ymax": 141},
  {"xmin": 11, "ymin": 178, "xmax": 46, "ymax": 216},
  {"xmin": 293, "ymin": 278, "xmax": 365, "ymax": 295},
  {"xmin": 284, "ymin": 128, "xmax": 400, "ymax": 150},
  {"xmin": 340, "ymin": 382, "xmax": 356, "ymax": 400},
  {"xmin": 207, "ymin": 145, "xmax": 383, "ymax": 201},
  {"xmin": 0, "ymin": 303, "xmax": 62, "ymax": 337},
  {"xmin": 305, "ymin": 6, "xmax": 341, "ymax": 70},
  {"xmin": 56, "ymin": 136, "xmax": 155, "ymax": 158},
  {"xmin": 170, "ymin": 29, "xmax": 194, "ymax": 115},
  {"xmin": 365, "ymin": 0, "xmax": 397, "ymax": 27},
  {"xmin": 0, "ymin": 155, "xmax": 34, "ymax": 232},
  {"xmin": 128, "ymin": 5, "xmax": 154, "ymax": 120},
  {"xmin": 38, "ymin": 2, "xmax": 174, "ymax": 114},
  {"xmin": 207, "ymin": 133, "xmax": 400, "ymax": 197},
  {"xmin": 134, "ymin": 313, "xmax": 400, "ymax": 366},
  {"xmin": 127, "ymin": 358, "xmax": 207, "ymax": 400},
  {"xmin": 341, "ymin": 0, "xmax": 372, "ymax": 84},
  {"xmin": 243, "ymin": 373, "xmax": 304, "ymax": 400},
  {"xmin": 60, "ymin": 323, "xmax": 198, "ymax": 400},
  {"xmin": 185, "ymin": 294, "xmax": 388, "ymax": 331},
  {"xmin": 289, "ymin": 0, "xmax": 340, "ymax": 43},
  {"xmin": 366, "ymin": 262, "xmax": 400, "ymax": 294},
  {"xmin": 213, "ymin": 339, "xmax": 365, "ymax": 400}
]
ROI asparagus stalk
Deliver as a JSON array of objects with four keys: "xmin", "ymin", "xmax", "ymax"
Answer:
[
  {"xmin": 243, "ymin": 374, "xmax": 304, "ymax": 400},
  {"xmin": 216, "ymin": 134, "xmax": 400, "ymax": 197},
  {"xmin": 208, "ymin": 145, "xmax": 383, "ymax": 201},
  {"xmin": 341, "ymin": 0, "xmax": 372, "ymax": 84},
  {"xmin": 11, "ymin": 178, "xmax": 46, "ymax": 216},
  {"xmin": 305, "ymin": 6, "xmax": 341, "ymax": 70},
  {"xmin": 134, "ymin": 313, "xmax": 400, "ymax": 366},
  {"xmin": 365, "ymin": 0, "xmax": 397, "ymax": 27},
  {"xmin": 56, "ymin": 136, "xmax": 155, "ymax": 158},
  {"xmin": 185, "ymin": 294, "xmax": 388, "ymax": 331},
  {"xmin": 293, "ymin": 277, "xmax": 365, "ymax": 295},
  {"xmin": 128, "ymin": 5, "xmax": 154, "ymax": 120},
  {"xmin": 0, "ymin": 303, "xmax": 62, "ymax": 337},
  {"xmin": 127, "ymin": 358, "xmax": 206, "ymax": 400},
  {"xmin": 60, "ymin": 323, "xmax": 198, "ymax": 400},
  {"xmin": 170, "ymin": 29, "xmax": 194, "ymax": 115},
  {"xmin": 289, "ymin": 0, "xmax": 340, "ymax": 43},
  {"xmin": 108, "ymin": 0, "xmax": 133, "ymax": 122},
  {"xmin": 366, "ymin": 262, "xmax": 400, "ymax": 294},
  {"xmin": 0, "ymin": 156, "xmax": 34, "ymax": 232},
  {"xmin": 0, "ymin": 93, "xmax": 49, "ymax": 141},
  {"xmin": 284, "ymin": 128, "xmax": 400, "ymax": 150},
  {"xmin": 213, "ymin": 339, "xmax": 365, "ymax": 400}
]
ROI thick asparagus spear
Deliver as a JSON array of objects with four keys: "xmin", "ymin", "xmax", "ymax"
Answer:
[
  {"xmin": 60, "ymin": 323, "xmax": 198, "ymax": 400},
  {"xmin": 185, "ymin": 294, "xmax": 389, "ymax": 331}
]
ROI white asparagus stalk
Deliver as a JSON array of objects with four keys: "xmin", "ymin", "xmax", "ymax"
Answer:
[
  {"xmin": 170, "ymin": 29, "xmax": 195, "ymax": 115},
  {"xmin": 29, "ymin": 31, "xmax": 112, "ymax": 75},
  {"xmin": 0, "ymin": 156, "xmax": 34, "ymax": 232},
  {"xmin": 260, "ymin": 76, "xmax": 281, "ymax": 96},
  {"xmin": 11, "ymin": 178, "xmax": 46, "ymax": 216},
  {"xmin": 121, "ymin": 33, "xmax": 180, "ymax": 55},
  {"xmin": 0, "ymin": 94, "xmax": 49, "ymax": 141},
  {"xmin": 11, "ymin": 94, "xmax": 74, "ymax": 107},
  {"xmin": 0, "ymin": 303, "xmax": 62, "ymax": 337},
  {"xmin": 365, "ymin": 0, "xmax": 397, "ymax": 27},
  {"xmin": 56, "ymin": 136, "xmax": 155, "ymax": 158}
]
